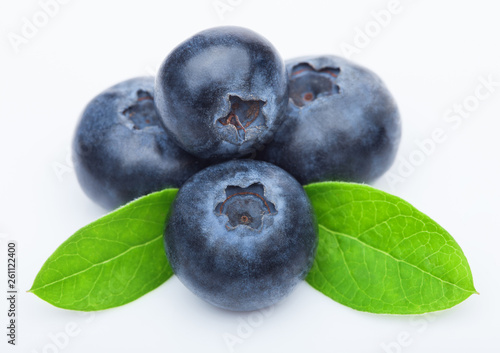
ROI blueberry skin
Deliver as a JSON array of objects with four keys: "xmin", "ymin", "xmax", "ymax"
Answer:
[
  {"xmin": 155, "ymin": 26, "xmax": 289, "ymax": 160},
  {"xmin": 73, "ymin": 77, "xmax": 207, "ymax": 210},
  {"xmin": 164, "ymin": 160, "xmax": 317, "ymax": 311},
  {"xmin": 259, "ymin": 55, "xmax": 401, "ymax": 184}
]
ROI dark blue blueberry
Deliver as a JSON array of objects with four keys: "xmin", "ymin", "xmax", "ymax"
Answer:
[
  {"xmin": 155, "ymin": 26, "xmax": 289, "ymax": 160},
  {"xmin": 164, "ymin": 160, "xmax": 317, "ymax": 311},
  {"xmin": 73, "ymin": 77, "xmax": 207, "ymax": 210},
  {"xmin": 259, "ymin": 55, "xmax": 401, "ymax": 184}
]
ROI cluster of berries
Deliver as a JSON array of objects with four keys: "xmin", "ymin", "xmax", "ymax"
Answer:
[{"xmin": 72, "ymin": 26, "xmax": 400, "ymax": 311}]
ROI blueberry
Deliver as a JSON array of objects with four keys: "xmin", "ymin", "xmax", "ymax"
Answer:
[
  {"xmin": 155, "ymin": 26, "xmax": 289, "ymax": 160},
  {"xmin": 259, "ymin": 55, "xmax": 401, "ymax": 184},
  {"xmin": 73, "ymin": 77, "xmax": 207, "ymax": 210},
  {"xmin": 164, "ymin": 160, "xmax": 317, "ymax": 311}
]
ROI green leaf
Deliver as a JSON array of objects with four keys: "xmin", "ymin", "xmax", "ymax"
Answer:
[
  {"xmin": 304, "ymin": 182, "xmax": 477, "ymax": 314},
  {"xmin": 29, "ymin": 189, "xmax": 178, "ymax": 311}
]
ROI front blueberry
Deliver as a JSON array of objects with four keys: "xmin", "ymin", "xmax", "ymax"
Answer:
[
  {"xmin": 164, "ymin": 160, "xmax": 317, "ymax": 311},
  {"xmin": 155, "ymin": 26, "xmax": 289, "ymax": 160},
  {"xmin": 259, "ymin": 55, "xmax": 401, "ymax": 184},
  {"xmin": 72, "ymin": 77, "xmax": 207, "ymax": 210}
]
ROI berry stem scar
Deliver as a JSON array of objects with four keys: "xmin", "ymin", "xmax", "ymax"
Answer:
[{"xmin": 219, "ymin": 191, "xmax": 272, "ymax": 214}]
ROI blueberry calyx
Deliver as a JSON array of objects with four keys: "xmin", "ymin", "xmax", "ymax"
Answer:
[
  {"xmin": 121, "ymin": 90, "xmax": 160, "ymax": 130},
  {"xmin": 289, "ymin": 63, "xmax": 340, "ymax": 107},
  {"xmin": 217, "ymin": 95, "xmax": 266, "ymax": 145},
  {"xmin": 216, "ymin": 183, "xmax": 277, "ymax": 230}
]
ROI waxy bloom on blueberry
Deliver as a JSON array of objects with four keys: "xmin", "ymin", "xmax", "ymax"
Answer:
[
  {"xmin": 73, "ymin": 77, "xmax": 207, "ymax": 210},
  {"xmin": 155, "ymin": 26, "xmax": 289, "ymax": 160},
  {"xmin": 164, "ymin": 160, "xmax": 317, "ymax": 311},
  {"xmin": 259, "ymin": 55, "xmax": 401, "ymax": 184}
]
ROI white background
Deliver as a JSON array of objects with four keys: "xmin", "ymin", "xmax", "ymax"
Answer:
[{"xmin": 1, "ymin": 0, "xmax": 499, "ymax": 352}]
